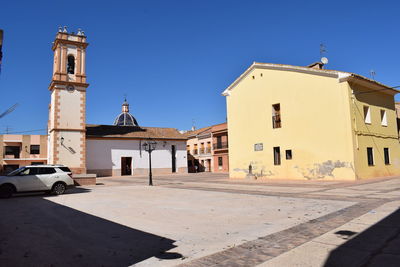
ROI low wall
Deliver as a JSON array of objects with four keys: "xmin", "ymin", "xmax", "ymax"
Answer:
[
  {"xmin": 73, "ymin": 173, "xmax": 97, "ymax": 185},
  {"xmin": 88, "ymin": 167, "xmax": 187, "ymax": 177}
]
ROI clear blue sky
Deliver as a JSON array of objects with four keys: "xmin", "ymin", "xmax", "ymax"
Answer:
[{"xmin": 1, "ymin": 0, "xmax": 399, "ymax": 134}]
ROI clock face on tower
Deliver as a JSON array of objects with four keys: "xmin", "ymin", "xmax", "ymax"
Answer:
[{"xmin": 66, "ymin": 85, "xmax": 75, "ymax": 92}]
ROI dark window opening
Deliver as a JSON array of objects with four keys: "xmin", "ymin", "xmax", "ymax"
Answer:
[
  {"xmin": 30, "ymin": 145, "xmax": 40, "ymax": 154},
  {"xmin": 384, "ymin": 148, "xmax": 390, "ymax": 165},
  {"xmin": 381, "ymin": 110, "xmax": 387, "ymax": 126},
  {"xmin": 218, "ymin": 157, "xmax": 223, "ymax": 167},
  {"xmin": 5, "ymin": 146, "xmax": 20, "ymax": 158},
  {"xmin": 67, "ymin": 55, "xmax": 75, "ymax": 74},
  {"xmin": 273, "ymin": 147, "xmax": 281, "ymax": 165},
  {"xmin": 367, "ymin": 147, "xmax": 374, "ymax": 166},
  {"xmin": 286, "ymin": 150, "xmax": 292, "ymax": 160},
  {"xmin": 217, "ymin": 136, "xmax": 222, "ymax": 149},
  {"xmin": 31, "ymin": 162, "xmax": 44, "ymax": 165},
  {"xmin": 363, "ymin": 106, "xmax": 371, "ymax": 124},
  {"xmin": 272, "ymin": 104, "xmax": 281, "ymax": 128},
  {"xmin": 171, "ymin": 145, "xmax": 176, "ymax": 173},
  {"xmin": 121, "ymin": 157, "xmax": 132, "ymax": 175}
]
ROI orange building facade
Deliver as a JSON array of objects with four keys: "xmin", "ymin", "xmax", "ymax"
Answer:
[
  {"xmin": 185, "ymin": 123, "xmax": 229, "ymax": 173},
  {"xmin": 211, "ymin": 123, "xmax": 229, "ymax": 173},
  {"xmin": 0, "ymin": 135, "xmax": 48, "ymax": 174}
]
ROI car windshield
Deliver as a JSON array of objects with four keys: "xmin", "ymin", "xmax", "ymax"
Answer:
[{"xmin": 6, "ymin": 167, "xmax": 26, "ymax": 176}]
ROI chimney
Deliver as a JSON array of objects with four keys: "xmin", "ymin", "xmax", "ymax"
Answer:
[{"xmin": 307, "ymin": 62, "xmax": 324, "ymax": 70}]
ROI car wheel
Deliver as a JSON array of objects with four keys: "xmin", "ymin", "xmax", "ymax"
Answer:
[
  {"xmin": 51, "ymin": 182, "xmax": 66, "ymax": 195},
  {"xmin": 0, "ymin": 184, "xmax": 15, "ymax": 199}
]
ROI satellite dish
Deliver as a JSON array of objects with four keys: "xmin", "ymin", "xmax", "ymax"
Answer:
[{"xmin": 321, "ymin": 57, "xmax": 329, "ymax": 65}]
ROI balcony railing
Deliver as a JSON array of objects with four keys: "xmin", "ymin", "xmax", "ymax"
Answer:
[
  {"xmin": 4, "ymin": 154, "xmax": 20, "ymax": 159},
  {"xmin": 272, "ymin": 114, "xmax": 281, "ymax": 128},
  {"xmin": 200, "ymin": 148, "xmax": 205, "ymax": 154},
  {"xmin": 213, "ymin": 142, "xmax": 228, "ymax": 150},
  {"xmin": 206, "ymin": 147, "xmax": 211, "ymax": 153}
]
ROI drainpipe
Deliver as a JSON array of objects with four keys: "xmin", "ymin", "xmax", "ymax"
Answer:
[
  {"xmin": 339, "ymin": 73, "xmax": 359, "ymax": 150},
  {"xmin": 351, "ymin": 90, "xmax": 359, "ymax": 150}
]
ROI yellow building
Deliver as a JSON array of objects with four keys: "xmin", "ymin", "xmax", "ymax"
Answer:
[{"xmin": 223, "ymin": 62, "xmax": 400, "ymax": 180}]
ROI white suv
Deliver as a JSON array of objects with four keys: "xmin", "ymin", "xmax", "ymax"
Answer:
[{"xmin": 0, "ymin": 165, "xmax": 74, "ymax": 198}]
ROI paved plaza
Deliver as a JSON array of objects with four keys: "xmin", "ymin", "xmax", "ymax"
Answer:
[{"xmin": 1, "ymin": 173, "xmax": 400, "ymax": 266}]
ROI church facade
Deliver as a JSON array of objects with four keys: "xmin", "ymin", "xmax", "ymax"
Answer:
[
  {"xmin": 47, "ymin": 28, "xmax": 187, "ymax": 179},
  {"xmin": 86, "ymin": 124, "xmax": 187, "ymax": 176}
]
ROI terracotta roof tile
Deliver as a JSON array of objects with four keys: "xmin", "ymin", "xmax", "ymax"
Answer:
[
  {"xmin": 182, "ymin": 126, "xmax": 212, "ymax": 137},
  {"xmin": 86, "ymin": 124, "xmax": 187, "ymax": 140}
]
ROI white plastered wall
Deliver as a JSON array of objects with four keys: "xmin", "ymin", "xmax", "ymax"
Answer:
[
  {"xmin": 86, "ymin": 139, "xmax": 187, "ymax": 172},
  {"xmin": 57, "ymin": 131, "xmax": 83, "ymax": 167},
  {"xmin": 49, "ymin": 91, "xmax": 56, "ymax": 130},
  {"xmin": 58, "ymin": 89, "xmax": 83, "ymax": 129}
]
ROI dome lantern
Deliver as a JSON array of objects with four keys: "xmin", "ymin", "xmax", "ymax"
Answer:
[{"xmin": 113, "ymin": 98, "xmax": 139, "ymax": 126}]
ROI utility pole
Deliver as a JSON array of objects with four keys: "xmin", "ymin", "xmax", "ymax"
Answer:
[{"xmin": 0, "ymin": 29, "xmax": 3, "ymax": 73}]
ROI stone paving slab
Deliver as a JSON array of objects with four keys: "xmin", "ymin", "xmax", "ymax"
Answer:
[
  {"xmin": 179, "ymin": 200, "xmax": 384, "ymax": 267},
  {"xmin": 310, "ymin": 188, "xmax": 379, "ymax": 197},
  {"xmin": 257, "ymin": 200, "xmax": 400, "ymax": 267},
  {"xmin": 47, "ymin": 185, "xmax": 354, "ymax": 267},
  {"xmin": 2, "ymin": 173, "xmax": 400, "ymax": 267},
  {"xmin": 170, "ymin": 182, "xmax": 323, "ymax": 194}
]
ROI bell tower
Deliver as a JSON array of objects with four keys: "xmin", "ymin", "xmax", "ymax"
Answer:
[{"xmin": 48, "ymin": 27, "xmax": 88, "ymax": 174}]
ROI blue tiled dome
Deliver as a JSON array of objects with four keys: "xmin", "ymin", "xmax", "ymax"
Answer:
[{"xmin": 113, "ymin": 99, "xmax": 139, "ymax": 126}]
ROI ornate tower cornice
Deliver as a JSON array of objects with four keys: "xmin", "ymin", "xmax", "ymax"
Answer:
[{"xmin": 49, "ymin": 30, "xmax": 89, "ymax": 91}]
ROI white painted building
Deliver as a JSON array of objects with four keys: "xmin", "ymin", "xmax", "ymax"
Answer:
[{"xmin": 86, "ymin": 124, "xmax": 187, "ymax": 176}]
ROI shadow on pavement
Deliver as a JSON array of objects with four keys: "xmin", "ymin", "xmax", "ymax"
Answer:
[
  {"xmin": 324, "ymin": 208, "xmax": 400, "ymax": 266},
  {"xmin": 0, "ymin": 193, "xmax": 177, "ymax": 266},
  {"xmin": 11, "ymin": 187, "xmax": 91, "ymax": 198}
]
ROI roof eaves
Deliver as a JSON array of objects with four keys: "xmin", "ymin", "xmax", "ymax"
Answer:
[
  {"xmin": 347, "ymin": 74, "xmax": 400, "ymax": 94},
  {"xmin": 222, "ymin": 62, "xmax": 340, "ymax": 96},
  {"xmin": 222, "ymin": 62, "xmax": 257, "ymax": 96},
  {"xmin": 185, "ymin": 126, "xmax": 212, "ymax": 138}
]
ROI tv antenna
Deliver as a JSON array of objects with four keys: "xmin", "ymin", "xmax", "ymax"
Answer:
[
  {"xmin": 370, "ymin": 70, "xmax": 376, "ymax": 80},
  {"xmin": 319, "ymin": 43, "xmax": 328, "ymax": 66},
  {"xmin": 320, "ymin": 43, "xmax": 327, "ymax": 57},
  {"xmin": 191, "ymin": 119, "xmax": 196, "ymax": 131},
  {"xmin": 4, "ymin": 126, "xmax": 12, "ymax": 134}
]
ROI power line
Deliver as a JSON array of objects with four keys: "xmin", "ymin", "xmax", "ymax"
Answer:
[
  {"xmin": 0, "ymin": 128, "xmax": 46, "ymax": 134},
  {"xmin": 0, "ymin": 103, "xmax": 18, "ymax": 119}
]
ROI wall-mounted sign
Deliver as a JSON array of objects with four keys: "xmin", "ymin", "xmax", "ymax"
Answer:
[{"xmin": 254, "ymin": 143, "xmax": 263, "ymax": 151}]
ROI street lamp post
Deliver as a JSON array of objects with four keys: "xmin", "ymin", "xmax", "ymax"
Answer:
[{"xmin": 142, "ymin": 140, "xmax": 157, "ymax": 186}]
